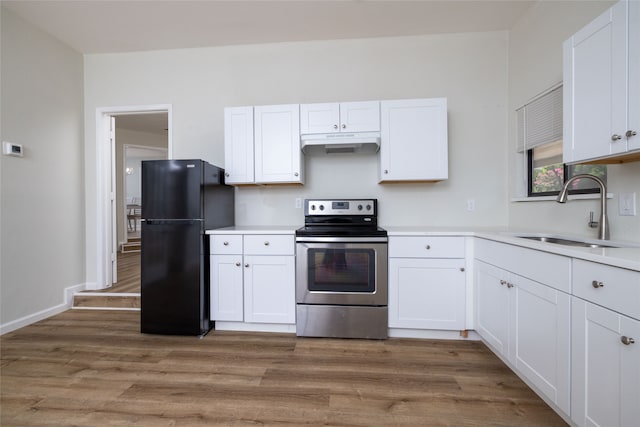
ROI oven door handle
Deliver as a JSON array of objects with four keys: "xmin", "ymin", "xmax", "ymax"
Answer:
[{"xmin": 295, "ymin": 236, "xmax": 388, "ymax": 243}]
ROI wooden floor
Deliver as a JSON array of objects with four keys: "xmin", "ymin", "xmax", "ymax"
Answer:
[{"xmin": 1, "ymin": 310, "xmax": 567, "ymax": 426}]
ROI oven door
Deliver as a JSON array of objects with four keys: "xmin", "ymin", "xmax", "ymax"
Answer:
[{"xmin": 296, "ymin": 238, "xmax": 388, "ymax": 306}]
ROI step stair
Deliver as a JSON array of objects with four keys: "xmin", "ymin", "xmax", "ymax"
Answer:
[
  {"xmin": 121, "ymin": 237, "xmax": 141, "ymax": 253},
  {"xmin": 73, "ymin": 292, "xmax": 140, "ymax": 310}
]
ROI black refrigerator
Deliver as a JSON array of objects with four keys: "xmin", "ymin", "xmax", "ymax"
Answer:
[{"xmin": 140, "ymin": 159, "xmax": 234, "ymax": 336}]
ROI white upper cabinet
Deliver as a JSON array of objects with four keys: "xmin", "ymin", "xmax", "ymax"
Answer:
[
  {"xmin": 563, "ymin": 0, "xmax": 640, "ymax": 163},
  {"xmin": 300, "ymin": 101, "xmax": 380, "ymax": 134},
  {"xmin": 254, "ymin": 104, "xmax": 302, "ymax": 184},
  {"xmin": 223, "ymin": 106, "xmax": 254, "ymax": 184},
  {"xmin": 224, "ymin": 104, "xmax": 303, "ymax": 185},
  {"xmin": 379, "ymin": 98, "xmax": 448, "ymax": 182}
]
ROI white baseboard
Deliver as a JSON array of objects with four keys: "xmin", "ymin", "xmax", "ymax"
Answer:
[{"xmin": 0, "ymin": 282, "xmax": 88, "ymax": 335}]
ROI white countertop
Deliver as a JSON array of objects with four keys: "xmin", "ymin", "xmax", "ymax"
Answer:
[
  {"xmin": 207, "ymin": 225, "xmax": 640, "ymax": 271},
  {"xmin": 206, "ymin": 226, "xmax": 297, "ymax": 235},
  {"xmin": 386, "ymin": 226, "xmax": 640, "ymax": 271}
]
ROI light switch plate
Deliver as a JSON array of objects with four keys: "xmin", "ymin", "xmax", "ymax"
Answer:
[{"xmin": 619, "ymin": 192, "xmax": 637, "ymax": 216}]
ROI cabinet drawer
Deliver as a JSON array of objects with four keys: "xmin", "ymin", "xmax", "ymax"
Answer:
[
  {"xmin": 389, "ymin": 236, "xmax": 464, "ymax": 258},
  {"xmin": 244, "ymin": 234, "xmax": 294, "ymax": 255},
  {"xmin": 210, "ymin": 235, "xmax": 243, "ymax": 254},
  {"xmin": 573, "ymin": 259, "xmax": 640, "ymax": 320},
  {"xmin": 475, "ymin": 238, "xmax": 571, "ymax": 293}
]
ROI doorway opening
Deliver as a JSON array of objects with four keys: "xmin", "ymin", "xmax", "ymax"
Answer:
[{"xmin": 91, "ymin": 105, "xmax": 171, "ymax": 295}]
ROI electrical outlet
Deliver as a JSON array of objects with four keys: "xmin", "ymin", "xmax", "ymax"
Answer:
[
  {"xmin": 619, "ymin": 192, "xmax": 637, "ymax": 216},
  {"xmin": 466, "ymin": 199, "xmax": 475, "ymax": 212}
]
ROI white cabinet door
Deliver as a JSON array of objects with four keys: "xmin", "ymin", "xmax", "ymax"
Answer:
[
  {"xmin": 475, "ymin": 260, "xmax": 510, "ymax": 357},
  {"xmin": 300, "ymin": 103, "xmax": 340, "ymax": 134},
  {"xmin": 388, "ymin": 258, "xmax": 465, "ymax": 330},
  {"xmin": 300, "ymin": 101, "xmax": 380, "ymax": 134},
  {"xmin": 210, "ymin": 254, "xmax": 244, "ymax": 321},
  {"xmin": 243, "ymin": 255, "xmax": 295, "ymax": 324},
  {"xmin": 339, "ymin": 101, "xmax": 380, "ymax": 133},
  {"xmin": 223, "ymin": 106, "xmax": 254, "ymax": 184},
  {"xmin": 512, "ymin": 275, "xmax": 571, "ymax": 415},
  {"xmin": 254, "ymin": 104, "xmax": 302, "ymax": 184},
  {"xmin": 563, "ymin": 0, "xmax": 639, "ymax": 162},
  {"xmin": 379, "ymin": 98, "xmax": 448, "ymax": 182},
  {"xmin": 571, "ymin": 298, "xmax": 640, "ymax": 427}
]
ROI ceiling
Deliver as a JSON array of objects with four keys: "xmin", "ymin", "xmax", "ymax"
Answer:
[{"xmin": 3, "ymin": 0, "xmax": 536, "ymax": 55}]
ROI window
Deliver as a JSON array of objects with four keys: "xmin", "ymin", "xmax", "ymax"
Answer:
[{"xmin": 517, "ymin": 84, "xmax": 606, "ymax": 198}]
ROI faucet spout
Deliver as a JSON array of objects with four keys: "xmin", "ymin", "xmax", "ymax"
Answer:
[{"xmin": 556, "ymin": 174, "xmax": 609, "ymax": 240}]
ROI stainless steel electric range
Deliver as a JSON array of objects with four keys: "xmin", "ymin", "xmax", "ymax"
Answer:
[{"xmin": 295, "ymin": 199, "xmax": 388, "ymax": 339}]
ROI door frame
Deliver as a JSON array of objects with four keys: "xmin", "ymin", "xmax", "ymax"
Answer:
[{"xmin": 94, "ymin": 104, "xmax": 172, "ymax": 290}]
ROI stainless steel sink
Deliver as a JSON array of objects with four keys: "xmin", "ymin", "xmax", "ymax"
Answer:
[{"xmin": 516, "ymin": 235, "xmax": 620, "ymax": 248}]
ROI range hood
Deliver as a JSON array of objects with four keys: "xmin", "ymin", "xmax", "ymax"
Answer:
[{"xmin": 301, "ymin": 132, "xmax": 380, "ymax": 154}]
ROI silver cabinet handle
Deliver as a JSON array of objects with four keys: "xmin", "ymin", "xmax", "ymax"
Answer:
[
  {"xmin": 245, "ymin": 263, "xmax": 249, "ymax": 268},
  {"xmin": 626, "ymin": 130, "xmax": 637, "ymax": 138},
  {"xmin": 500, "ymin": 280, "xmax": 506, "ymax": 285},
  {"xmin": 235, "ymin": 262, "xmax": 241, "ymax": 267},
  {"xmin": 592, "ymin": 280, "xmax": 604, "ymax": 288},
  {"xmin": 294, "ymin": 172, "xmax": 299, "ymax": 177},
  {"xmin": 264, "ymin": 241, "xmax": 269, "ymax": 246},
  {"xmin": 507, "ymin": 283, "xmax": 514, "ymax": 289},
  {"xmin": 341, "ymin": 124, "xmax": 346, "ymax": 129},
  {"xmin": 611, "ymin": 134, "xmax": 622, "ymax": 141},
  {"xmin": 225, "ymin": 172, "xmax": 230, "ymax": 177},
  {"xmin": 425, "ymin": 245, "xmax": 431, "ymax": 250},
  {"xmin": 223, "ymin": 241, "xmax": 229, "ymax": 246},
  {"xmin": 621, "ymin": 336, "xmax": 636, "ymax": 345},
  {"xmin": 333, "ymin": 124, "xmax": 338, "ymax": 129}
]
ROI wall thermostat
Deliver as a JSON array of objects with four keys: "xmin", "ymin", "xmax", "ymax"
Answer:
[{"xmin": 3, "ymin": 141, "xmax": 24, "ymax": 157}]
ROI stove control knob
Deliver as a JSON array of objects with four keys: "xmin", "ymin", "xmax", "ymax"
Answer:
[
  {"xmin": 358, "ymin": 204, "xmax": 363, "ymax": 211},
  {"xmin": 366, "ymin": 204, "xmax": 372, "ymax": 211},
  {"xmin": 319, "ymin": 204, "xmax": 325, "ymax": 211},
  {"xmin": 311, "ymin": 204, "xmax": 316, "ymax": 211}
]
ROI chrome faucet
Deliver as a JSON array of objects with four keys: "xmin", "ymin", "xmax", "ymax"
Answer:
[{"xmin": 557, "ymin": 174, "xmax": 609, "ymax": 240}]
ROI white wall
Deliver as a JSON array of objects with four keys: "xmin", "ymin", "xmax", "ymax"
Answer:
[
  {"xmin": 0, "ymin": 7, "xmax": 85, "ymax": 329},
  {"xmin": 508, "ymin": 0, "xmax": 640, "ymax": 242},
  {"xmin": 84, "ymin": 31, "xmax": 510, "ymax": 281}
]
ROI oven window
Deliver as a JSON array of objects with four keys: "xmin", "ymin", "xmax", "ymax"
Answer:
[{"xmin": 307, "ymin": 248, "xmax": 376, "ymax": 293}]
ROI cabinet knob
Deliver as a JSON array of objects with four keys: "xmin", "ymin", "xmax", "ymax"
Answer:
[
  {"xmin": 611, "ymin": 134, "xmax": 622, "ymax": 141},
  {"xmin": 245, "ymin": 263, "xmax": 249, "ymax": 268},
  {"xmin": 341, "ymin": 124, "xmax": 346, "ymax": 129},
  {"xmin": 626, "ymin": 130, "xmax": 637, "ymax": 138},
  {"xmin": 223, "ymin": 241, "xmax": 229, "ymax": 246},
  {"xmin": 384, "ymin": 170, "xmax": 389, "ymax": 174},
  {"xmin": 621, "ymin": 336, "xmax": 636, "ymax": 345},
  {"xmin": 425, "ymin": 245, "xmax": 431, "ymax": 250},
  {"xmin": 333, "ymin": 124, "xmax": 338, "ymax": 129},
  {"xmin": 235, "ymin": 262, "xmax": 241, "ymax": 267},
  {"xmin": 264, "ymin": 241, "xmax": 269, "ymax": 246},
  {"xmin": 294, "ymin": 172, "xmax": 299, "ymax": 177},
  {"xmin": 592, "ymin": 280, "xmax": 604, "ymax": 288},
  {"xmin": 225, "ymin": 172, "xmax": 230, "ymax": 177},
  {"xmin": 507, "ymin": 283, "xmax": 514, "ymax": 289},
  {"xmin": 460, "ymin": 267, "xmax": 465, "ymax": 272},
  {"xmin": 500, "ymin": 279, "xmax": 506, "ymax": 285}
]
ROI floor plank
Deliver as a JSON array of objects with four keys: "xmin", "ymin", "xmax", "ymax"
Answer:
[{"xmin": 1, "ymin": 310, "xmax": 568, "ymax": 426}]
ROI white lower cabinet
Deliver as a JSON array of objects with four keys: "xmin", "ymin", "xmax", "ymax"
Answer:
[
  {"xmin": 243, "ymin": 255, "xmax": 295, "ymax": 324},
  {"xmin": 475, "ymin": 258, "xmax": 571, "ymax": 416},
  {"xmin": 210, "ymin": 233, "xmax": 295, "ymax": 327},
  {"xmin": 571, "ymin": 298, "xmax": 640, "ymax": 427},
  {"xmin": 388, "ymin": 236, "xmax": 466, "ymax": 331}
]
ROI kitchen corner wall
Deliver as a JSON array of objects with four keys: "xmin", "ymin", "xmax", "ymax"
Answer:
[
  {"xmin": 508, "ymin": 0, "xmax": 640, "ymax": 242},
  {"xmin": 84, "ymin": 30, "xmax": 510, "ymax": 273},
  {"xmin": 1, "ymin": 7, "xmax": 85, "ymax": 327}
]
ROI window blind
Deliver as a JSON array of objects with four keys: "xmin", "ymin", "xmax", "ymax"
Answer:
[{"xmin": 516, "ymin": 84, "xmax": 563, "ymax": 153}]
